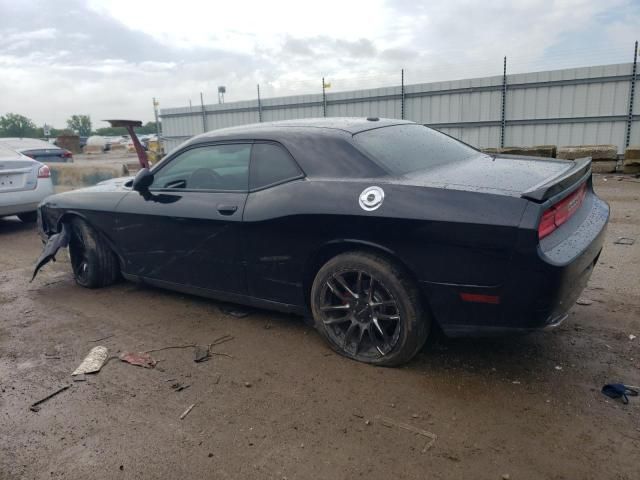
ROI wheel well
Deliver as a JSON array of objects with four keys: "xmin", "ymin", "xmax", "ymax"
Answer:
[
  {"xmin": 303, "ymin": 241, "xmax": 428, "ymax": 313},
  {"xmin": 57, "ymin": 213, "xmax": 124, "ymax": 270}
]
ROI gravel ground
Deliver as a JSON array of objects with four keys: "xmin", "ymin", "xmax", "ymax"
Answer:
[{"xmin": 1, "ymin": 175, "xmax": 639, "ymax": 480}]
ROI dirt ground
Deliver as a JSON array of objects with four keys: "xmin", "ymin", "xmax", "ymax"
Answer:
[{"xmin": 1, "ymin": 175, "xmax": 639, "ymax": 480}]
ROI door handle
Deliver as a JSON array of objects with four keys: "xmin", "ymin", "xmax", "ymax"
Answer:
[{"xmin": 217, "ymin": 204, "xmax": 238, "ymax": 215}]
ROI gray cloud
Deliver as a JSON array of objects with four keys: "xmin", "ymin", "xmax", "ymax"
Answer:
[{"xmin": 0, "ymin": 0, "xmax": 638, "ymax": 128}]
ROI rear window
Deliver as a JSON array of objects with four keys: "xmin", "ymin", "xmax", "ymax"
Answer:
[{"xmin": 353, "ymin": 124, "xmax": 478, "ymax": 175}]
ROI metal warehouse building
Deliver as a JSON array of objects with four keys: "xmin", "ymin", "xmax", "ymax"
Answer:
[{"xmin": 160, "ymin": 62, "xmax": 639, "ymax": 154}]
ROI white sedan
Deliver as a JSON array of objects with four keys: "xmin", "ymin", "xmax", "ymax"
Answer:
[{"xmin": 0, "ymin": 144, "xmax": 54, "ymax": 222}]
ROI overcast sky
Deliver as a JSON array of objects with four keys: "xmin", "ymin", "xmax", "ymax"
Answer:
[{"xmin": 1, "ymin": 0, "xmax": 638, "ymax": 129}]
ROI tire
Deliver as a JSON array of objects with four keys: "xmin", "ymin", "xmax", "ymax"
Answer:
[
  {"xmin": 311, "ymin": 251, "xmax": 429, "ymax": 366},
  {"xmin": 17, "ymin": 211, "xmax": 37, "ymax": 223},
  {"xmin": 68, "ymin": 218, "xmax": 119, "ymax": 288}
]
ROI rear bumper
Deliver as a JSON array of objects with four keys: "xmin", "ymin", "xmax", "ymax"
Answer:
[
  {"xmin": 423, "ymin": 191, "xmax": 609, "ymax": 336},
  {"xmin": 0, "ymin": 179, "xmax": 54, "ymax": 216}
]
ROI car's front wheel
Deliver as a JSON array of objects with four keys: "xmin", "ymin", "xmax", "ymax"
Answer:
[
  {"xmin": 311, "ymin": 251, "xmax": 429, "ymax": 366},
  {"xmin": 68, "ymin": 218, "xmax": 120, "ymax": 288}
]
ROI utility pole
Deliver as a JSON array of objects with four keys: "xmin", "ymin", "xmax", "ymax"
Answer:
[{"xmin": 152, "ymin": 98, "xmax": 160, "ymax": 139}]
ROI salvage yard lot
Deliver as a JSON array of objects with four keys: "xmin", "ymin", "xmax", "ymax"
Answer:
[{"xmin": 1, "ymin": 176, "xmax": 639, "ymax": 480}]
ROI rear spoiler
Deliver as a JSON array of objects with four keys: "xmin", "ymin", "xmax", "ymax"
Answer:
[
  {"xmin": 521, "ymin": 157, "xmax": 592, "ymax": 202},
  {"xmin": 103, "ymin": 119, "xmax": 149, "ymax": 169}
]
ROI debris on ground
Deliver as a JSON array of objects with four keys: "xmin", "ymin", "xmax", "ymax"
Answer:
[
  {"xmin": 555, "ymin": 365, "xmax": 563, "ymax": 371},
  {"xmin": 89, "ymin": 334, "xmax": 115, "ymax": 343},
  {"xmin": 145, "ymin": 337, "xmax": 234, "ymax": 362},
  {"xmin": 375, "ymin": 415, "xmax": 437, "ymax": 453},
  {"xmin": 219, "ymin": 304, "xmax": 252, "ymax": 318},
  {"xmin": 171, "ymin": 382, "xmax": 191, "ymax": 392},
  {"xmin": 601, "ymin": 383, "xmax": 639, "ymax": 404},
  {"xmin": 576, "ymin": 298, "xmax": 593, "ymax": 306},
  {"xmin": 30, "ymin": 385, "xmax": 72, "ymax": 412},
  {"xmin": 630, "ymin": 334, "xmax": 637, "ymax": 341},
  {"xmin": 72, "ymin": 346, "xmax": 109, "ymax": 375},
  {"xmin": 119, "ymin": 351, "xmax": 157, "ymax": 368},
  {"xmin": 193, "ymin": 345, "xmax": 210, "ymax": 363},
  {"xmin": 613, "ymin": 237, "xmax": 635, "ymax": 245},
  {"xmin": 180, "ymin": 403, "xmax": 197, "ymax": 420}
]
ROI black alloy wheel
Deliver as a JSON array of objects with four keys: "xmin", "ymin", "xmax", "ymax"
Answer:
[{"xmin": 312, "ymin": 251, "xmax": 429, "ymax": 366}]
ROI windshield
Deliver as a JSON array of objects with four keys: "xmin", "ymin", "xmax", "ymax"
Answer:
[{"xmin": 353, "ymin": 124, "xmax": 478, "ymax": 175}]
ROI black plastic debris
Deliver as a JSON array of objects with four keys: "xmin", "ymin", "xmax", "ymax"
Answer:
[
  {"xmin": 601, "ymin": 383, "xmax": 638, "ymax": 404},
  {"xmin": 31, "ymin": 224, "xmax": 70, "ymax": 282}
]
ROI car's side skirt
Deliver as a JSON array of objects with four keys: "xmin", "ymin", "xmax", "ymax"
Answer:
[{"xmin": 121, "ymin": 272, "xmax": 308, "ymax": 316}]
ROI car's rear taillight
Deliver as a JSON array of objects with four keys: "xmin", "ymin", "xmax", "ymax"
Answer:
[
  {"xmin": 62, "ymin": 150, "xmax": 73, "ymax": 159},
  {"xmin": 538, "ymin": 183, "xmax": 587, "ymax": 239},
  {"xmin": 38, "ymin": 165, "xmax": 51, "ymax": 178}
]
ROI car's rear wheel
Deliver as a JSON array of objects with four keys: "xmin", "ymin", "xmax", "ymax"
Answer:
[
  {"xmin": 68, "ymin": 218, "xmax": 119, "ymax": 288},
  {"xmin": 311, "ymin": 251, "xmax": 429, "ymax": 366},
  {"xmin": 17, "ymin": 211, "xmax": 37, "ymax": 223}
]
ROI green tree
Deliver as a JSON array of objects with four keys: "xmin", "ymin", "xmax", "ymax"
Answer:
[
  {"xmin": 66, "ymin": 115, "xmax": 92, "ymax": 136},
  {"xmin": 94, "ymin": 121, "xmax": 160, "ymax": 136},
  {"xmin": 0, "ymin": 113, "xmax": 38, "ymax": 137}
]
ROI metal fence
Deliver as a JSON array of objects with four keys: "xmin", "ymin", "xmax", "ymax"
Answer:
[{"xmin": 161, "ymin": 52, "xmax": 639, "ymax": 155}]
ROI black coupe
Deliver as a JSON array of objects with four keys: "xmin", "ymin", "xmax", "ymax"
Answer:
[{"xmin": 35, "ymin": 118, "xmax": 609, "ymax": 365}]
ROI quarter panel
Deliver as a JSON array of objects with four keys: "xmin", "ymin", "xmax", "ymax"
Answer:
[{"xmin": 243, "ymin": 179, "xmax": 528, "ymax": 307}]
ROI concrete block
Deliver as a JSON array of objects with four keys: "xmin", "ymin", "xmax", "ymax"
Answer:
[
  {"xmin": 590, "ymin": 160, "xmax": 617, "ymax": 174},
  {"xmin": 501, "ymin": 145, "xmax": 557, "ymax": 158},
  {"xmin": 623, "ymin": 146, "xmax": 640, "ymax": 166},
  {"xmin": 481, "ymin": 148, "xmax": 500, "ymax": 155},
  {"xmin": 557, "ymin": 145, "xmax": 617, "ymax": 160},
  {"xmin": 622, "ymin": 163, "xmax": 640, "ymax": 174}
]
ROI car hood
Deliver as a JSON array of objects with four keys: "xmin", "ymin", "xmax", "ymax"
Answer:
[
  {"xmin": 399, "ymin": 153, "xmax": 574, "ymax": 197},
  {"xmin": 97, "ymin": 176, "xmax": 134, "ymax": 187}
]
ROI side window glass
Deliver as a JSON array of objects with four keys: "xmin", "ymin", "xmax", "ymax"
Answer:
[
  {"xmin": 250, "ymin": 143, "xmax": 303, "ymax": 190},
  {"xmin": 151, "ymin": 144, "xmax": 251, "ymax": 191}
]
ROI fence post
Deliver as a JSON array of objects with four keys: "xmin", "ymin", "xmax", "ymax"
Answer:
[
  {"xmin": 500, "ymin": 56, "xmax": 507, "ymax": 148},
  {"xmin": 200, "ymin": 92, "xmax": 207, "ymax": 132},
  {"xmin": 257, "ymin": 84, "xmax": 263, "ymax": 123},
  {"xmin": 625, "ymin": 40, "xmax": 638, "ymax": 151},
  {"xmin": 401, "ymin": 69, "xmax": 405, "ymax": 120},
  {"xmin": 322, "ymin": 77, "xmax": 327, "ymax": 117}
]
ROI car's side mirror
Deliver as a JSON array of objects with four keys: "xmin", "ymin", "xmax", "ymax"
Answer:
[{"xmin": 132, "ymin": 168, "xmax": 154, "ymax": 192}]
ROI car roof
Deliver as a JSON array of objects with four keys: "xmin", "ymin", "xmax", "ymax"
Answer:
[
  {"xmin": 197, "ymin": 117, "xmax": 414, "ymax": 139},
  {"xmin": 0, "ymin": 137, "xmax": 60, "ymax": 151},
  {"xmin": 179, "ymin": 118, "xmax": 416, "ymax": 179}
]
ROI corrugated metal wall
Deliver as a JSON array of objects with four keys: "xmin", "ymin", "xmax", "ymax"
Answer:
[{"xmin": 161, "ymin": 63, "xmax": 639, "ymax": 154}]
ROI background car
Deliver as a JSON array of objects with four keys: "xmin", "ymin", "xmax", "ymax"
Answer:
[
  {"xmin": 0, "ymin": 143, "xmax": 54, "ymax": 222},
  {"xmin": 35, "ymin": 118, "xmax": 608, "ymax": 366},
  {"xmin": 0, "ymin": 137, "xmax": 73, "ymax": 163}
]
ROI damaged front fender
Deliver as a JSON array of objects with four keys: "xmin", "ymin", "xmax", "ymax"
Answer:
[{"xmin": 31, "ymin": 223, "xmax": 70, "ymax": 282}]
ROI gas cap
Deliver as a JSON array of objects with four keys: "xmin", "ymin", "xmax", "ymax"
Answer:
[{"xmin": 359, "ymin": 186, "xmax": 385, "ymax": 211}]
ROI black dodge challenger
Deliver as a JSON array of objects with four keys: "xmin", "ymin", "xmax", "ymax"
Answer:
[{"xmin": 35, "ymin": 118, "xmax": 609, "ymax": 366}]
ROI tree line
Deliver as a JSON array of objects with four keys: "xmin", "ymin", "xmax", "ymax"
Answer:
[{"xmin": 0, "ymin": 113, "xmax": 159, "ymax": 138}]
